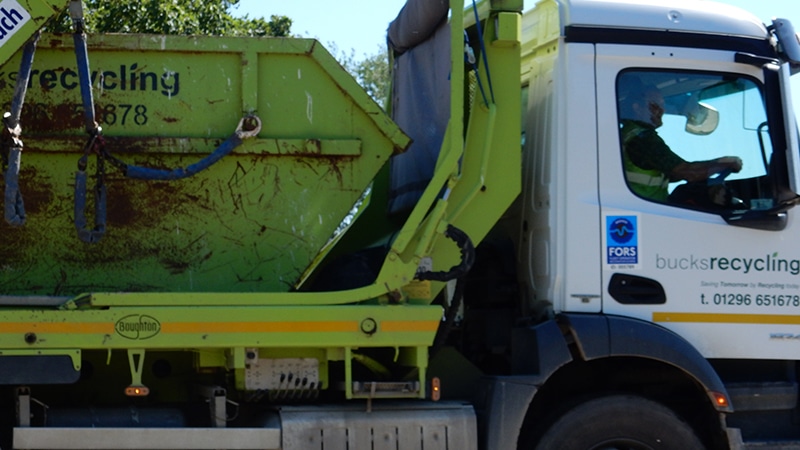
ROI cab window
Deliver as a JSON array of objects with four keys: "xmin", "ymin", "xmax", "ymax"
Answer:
[{"xmin": 616, "ymin": 70, "xmax": 776, "ymax": 213}]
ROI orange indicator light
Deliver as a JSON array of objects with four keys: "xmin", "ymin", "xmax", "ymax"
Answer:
[
  {"xmin": 125, "ymin": 386, "xmax": 150, "ymax": 397},
  {"xmin": 431, "ymin": 377, "xmax": 441, "ymax": 402}
]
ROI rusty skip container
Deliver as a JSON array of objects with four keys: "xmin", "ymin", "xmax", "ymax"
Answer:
[{"xmin": 0, "ymin": 33, "xmax": 408, "ymax": 296}]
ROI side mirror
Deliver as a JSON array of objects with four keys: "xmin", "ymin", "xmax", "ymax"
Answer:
[
  {"xmin": 685, "ymin": 102, "xmax": 719, "ymax": 135},
  {"xmin": 772, "ymin": 18, "xmax": 800, "ymax": 65}
]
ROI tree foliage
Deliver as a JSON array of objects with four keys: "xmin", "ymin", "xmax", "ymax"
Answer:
[
  {"xmin": 47, "ymin": 0, "xmax": 291, "ymax": 37},
  {"xmin": 334, "ymin": 45, "xmax": 391, "ymax": 110}
]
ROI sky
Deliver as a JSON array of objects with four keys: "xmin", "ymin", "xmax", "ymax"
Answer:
[
  {"xmin": 233, "ymin": 1, "xmax": 800, "ymax": 114},
  {"xmin": 232, "ymin": 0, "xmax": 407, "ymax": 58},
  {"xmin": 234, "ymin": 1, "xmax": 800, "ymax": 59}
]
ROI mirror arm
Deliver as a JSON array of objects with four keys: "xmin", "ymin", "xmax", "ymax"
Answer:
[
  {"xmin": 723, "ymin": 209, "xmax": 789, "ymax": 231},
  {"xmin": 722, "ymin": 195, "xmax": 800, "ymax": 232},
  {"xmin": 735, "ymin": 52, "xmax": 779, "ymax": 69}
]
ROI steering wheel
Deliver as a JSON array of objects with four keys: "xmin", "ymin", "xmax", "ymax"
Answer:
[
  {"xmin": 707, "ymin": 168, "xmax": 747, "ymax": 208},
  {"xmin": 707, "ymin": 169, "xmax": 733, "ymax": 186}
]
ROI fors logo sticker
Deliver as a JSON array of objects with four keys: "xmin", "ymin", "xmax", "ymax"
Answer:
[
  {"xmin": 609, "ymin": 217, "xmax": 635, "ymax": 244},
  {"xmin": 607, "ymin": 216, "xmax": 638, "ymax": 265}
]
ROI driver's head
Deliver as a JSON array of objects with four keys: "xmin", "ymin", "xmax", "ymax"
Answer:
[{"xmin": 619, "ymin": 77, "xmax": 664, "ymax": 128}]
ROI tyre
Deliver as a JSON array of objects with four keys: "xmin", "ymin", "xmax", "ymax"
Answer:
[{"xmin": 531, "ymin": 394, "xmax": 705, "ymax": 450}]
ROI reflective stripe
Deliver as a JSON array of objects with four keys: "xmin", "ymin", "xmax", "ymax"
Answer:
[
  {"xmin": 621, "ymin": 125, "xmax": 647, "ymax": 143},
  {"xmin": 625, "ymin": 170, "xmax": 668, "ymax": 188}
]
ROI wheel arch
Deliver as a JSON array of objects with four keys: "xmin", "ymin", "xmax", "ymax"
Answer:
[
  {"xmin": 563, "ymin": 312, "xmax": 730, "ymax": 410},
  {"xmin": 507, "ymin": 313, "xmax": 732, "ymax": 449}
]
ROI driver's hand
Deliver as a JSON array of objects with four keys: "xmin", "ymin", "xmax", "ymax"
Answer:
[{"xmin": 719, "ymin": 156, "xmax": 743, "ymax": 172}]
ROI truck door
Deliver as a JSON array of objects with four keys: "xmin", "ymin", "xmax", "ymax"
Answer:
[{"xmin": 596, "ymin": 43, "xmax": 800, "ymax": 360}]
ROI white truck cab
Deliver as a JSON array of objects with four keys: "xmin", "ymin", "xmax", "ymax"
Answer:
[{"xmin": 507, "ymin": 0, "xmax": 800, "ymax": 447}]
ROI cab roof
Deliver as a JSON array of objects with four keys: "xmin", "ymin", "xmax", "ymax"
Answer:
[{"xmin": 561, "ymin": 0, "xmax": 768, "ymax": 40}]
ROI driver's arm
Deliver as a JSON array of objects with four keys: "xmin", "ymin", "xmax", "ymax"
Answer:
[{"xmin": 669, "ymin": 156, "xmax": 743, "ymax": 183}]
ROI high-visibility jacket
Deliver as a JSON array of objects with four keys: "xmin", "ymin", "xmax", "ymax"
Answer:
[{"xmin": 620, "ymin": 120, "xmax": 670, "ymax": 202}]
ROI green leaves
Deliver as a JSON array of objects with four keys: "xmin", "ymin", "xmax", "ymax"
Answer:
[
  {"xmin": 46, "ymin": 0, "xmax": 292, "ymax": 37},
  {"xmin": 331, "ymin": 43, "xmax": 390, "ymax": 109}
]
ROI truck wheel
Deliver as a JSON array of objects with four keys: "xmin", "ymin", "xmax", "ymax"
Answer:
[{"xmin": 531, "ymin": 394, "xmax": 704, "ymax": 450}]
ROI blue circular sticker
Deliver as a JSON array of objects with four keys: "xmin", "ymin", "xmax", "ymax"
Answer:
[{"xmin": 609, "ymin": 218, "xmax": 635, "ymax": 244}]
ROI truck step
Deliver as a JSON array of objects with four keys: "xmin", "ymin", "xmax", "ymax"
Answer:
[
  {"xmin": 351, "ymin": 381, "xmax": 421, "ymax": 398},
  {"xmin": 281, "ymin": 402, "xmax": 477, "ymax": 450},
  {"xmin": 726, "ymin": 382, "xmax": 798, "ymax": 412}
]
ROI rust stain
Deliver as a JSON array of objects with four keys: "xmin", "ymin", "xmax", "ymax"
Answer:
[
  {"xmin": 16, "ymin": 165, "xmax": 54, "ymax": 215},
  {"xmin": 307, "ymin": 139, "xmax": 321, "ymax": 154},
  {"xmin": 320, "ymin": 155, "xmax": 348, "ymax": 186},
  {"xmin": 19, "ymin": 101, "xmax": 84, "ymax": 134}
]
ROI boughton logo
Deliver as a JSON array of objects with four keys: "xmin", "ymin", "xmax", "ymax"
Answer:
[{"xmin": 115, "ymin": 315, "xmax": 161, "ymax": 340}]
